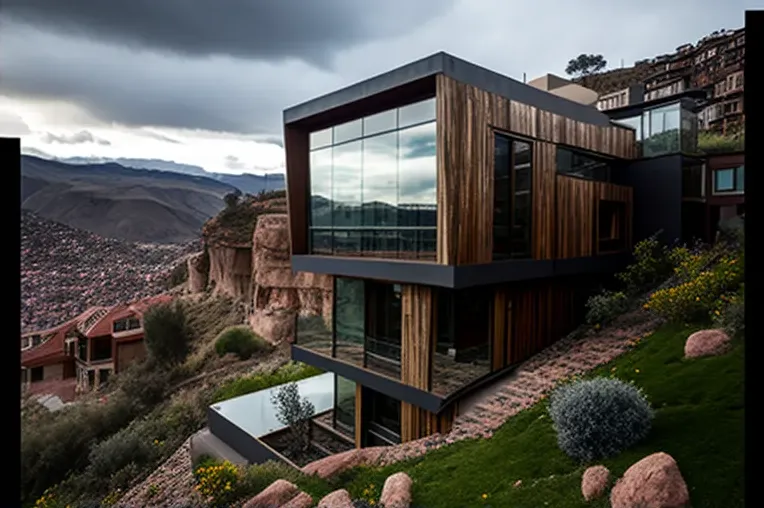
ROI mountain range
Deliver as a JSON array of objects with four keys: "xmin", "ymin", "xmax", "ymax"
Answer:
[
  {"xmin": 52, "ymin": 155, "xmax": 285, "ymax": 195},
  {"xmin": 20, "ymin": 155, "xmax": 283, "ymax": 243}
]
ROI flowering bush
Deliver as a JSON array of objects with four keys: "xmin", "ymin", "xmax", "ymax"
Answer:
[
  {"xmin": 713, "ymin": 285, "xmax": 745, "ymax": 338},
  {"xmin": 34, "ymin": 488, "xmax": 67, "ymax": 508},
  {"xmin": 585, "ymin": 291, "xmax": 629, "ymax": 326},
  {"xmin": 194, "ymin": 461, "xmax": 241, "ymax": 507},
  {"xmin": 356, "ymin": 482, "xmax": 380, "ymax": 506},
  {"xmin": 548, "ymin": 377, "xmax": 653, "ymax": 462},
  {"xmin": 645, "ymin": 255, "xmax": 743, "ymax": 323},
  {"xmin": 616, "ymin": 235, "xmax": 676, "ymax": 293}
]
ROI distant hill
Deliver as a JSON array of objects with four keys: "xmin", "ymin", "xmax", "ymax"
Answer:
[
  {"xmin": 20, "ymin": 155, "xmax": 238, "ymax": 243},
  {"xmin": 56, "ymin": 156, "xmax": 286, "ymax": 195}
]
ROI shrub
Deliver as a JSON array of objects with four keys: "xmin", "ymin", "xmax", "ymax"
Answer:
[
  {"xmin": 645, "ymin": 254, "xmax": 744, "ymax": 323},
  {"xmin": 212, "ymin": 362, "xmax": 323, "ymax": 403},
  {"xmin": 236, "ymin": 461, "xmax": 304, "ymax": 500},
  {"xmin": 697, "ymin": 130, "xmax": 744, "ymax": 154},
  {"xmin": 194, "ymin": 460, "xmax": 242, "ymax": 507},
  {"xmin": 712, "ymin": 285, "xmax": 745, "ymax": 338},
  {"xmin": 85, "ymin": 425, "xmax": 157, "ymax": 482},
  {"xmin": 118, "ymin": 360, "xmax": 172, "ymax": 409},
  {"xmin": 616, "ymin": 235, "xmax": 676, "ymax": 293},
  {"xmin": 272, "ymin": 382, "xmax": 315, "ymax": 454},
  {"xmin": 166, "ymin": 261, "xmax": 189, "ymax": 289},
  {"xmin": 144, "ymin": 301, "xmax": 191, "ymax": 365},
  {"xmin": 585, "ymin": 291, "xmax": 629, "ymax": 326},
  {"xmin": 214, "ymin": 325, "xmax": 269, "ymax": 360},
  {"xmin": 548, "ymin": 377, "xmax": 654, "ymax": 462}
]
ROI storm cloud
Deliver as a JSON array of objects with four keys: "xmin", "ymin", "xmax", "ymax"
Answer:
[{"xmin": 1, "ymin": 0, "xmax": 455, "ymax": 68}]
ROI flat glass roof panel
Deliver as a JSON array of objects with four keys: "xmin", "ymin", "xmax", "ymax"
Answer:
[{"xmin": 210, "ymin": 372, "xmax": 334, "ymax": 438}]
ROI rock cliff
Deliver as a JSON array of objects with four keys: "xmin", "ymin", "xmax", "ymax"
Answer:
[{"xmin": 192, "ymin": 192, "xmax": 332, "ymax": 344}]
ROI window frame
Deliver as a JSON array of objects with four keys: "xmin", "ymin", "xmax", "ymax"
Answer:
[{"xmin": 713, "ymin": 166, "xmax": 744, "ymax": 194}]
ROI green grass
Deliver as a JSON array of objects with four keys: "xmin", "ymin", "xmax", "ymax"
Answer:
[
  {"xmin": 324, "ymin": 323, "xmax": 743, "ymax": 508},
  {"xmin": 211, "ymin": 362, "xmax": 323, "ymax": 403}
]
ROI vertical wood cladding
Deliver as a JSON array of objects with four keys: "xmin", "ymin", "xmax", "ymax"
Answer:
[
  {"xmin": 401, "ymin": 402, "xmax": 457, "ymax": 443},
  {"xmin": 436, "ymin": 74, "xmax": 636, "ymax": 265},
  {"xmin": 355, "ymin": 384, "xmax": 363, "ymax": 448},
  {"xmin": 401, "ymin": 285, "xmax": 434, "ymax": 391},
  {"xmin": 556, "ymin": 177, "xmax": 634, "ymax": 259},
  {"xmin": 493, "ymin": 280, "xmax": 576, "ymax": 367},
  {"xmin": 284, "ymin": 125, "xmax": 309, "ymax": 256}
]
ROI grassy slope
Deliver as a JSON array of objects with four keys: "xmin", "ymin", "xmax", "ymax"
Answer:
[{"xmin": 325, "ymin": 323, "xmax": 743, "ymax": 508}]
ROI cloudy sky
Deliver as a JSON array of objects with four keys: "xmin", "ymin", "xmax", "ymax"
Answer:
[{"xmin": 0, "ymin": 0, "xmax": 751, "ymax": 175}]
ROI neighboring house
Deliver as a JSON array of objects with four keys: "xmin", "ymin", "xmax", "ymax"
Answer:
[
  {"xmin": 282, "ymin": 52, "xmax": 646, "ymax": 448},
  {"xmin": 21, "ymin": 294, "xmax": 173, "ymax": 394}
]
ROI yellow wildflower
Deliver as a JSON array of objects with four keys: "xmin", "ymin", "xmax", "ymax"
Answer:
[
  {"xmin": 482, "ymin": 493, "xmax": 489, "ymax": 499},
  {"xmin": 635, "ymin": 369, "xmax": 640, "ymax": 374}
]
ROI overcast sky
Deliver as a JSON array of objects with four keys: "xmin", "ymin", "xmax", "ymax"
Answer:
[{"xmin": 0, "ymin": 0, "xmax": 751, "ymax": 175}]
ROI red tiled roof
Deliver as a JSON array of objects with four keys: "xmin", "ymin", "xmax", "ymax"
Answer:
[
  {"xmin": 21, "ymin": 314, "xmax": 81, "ymax": 368},
  {"xmin": 129, "ymin": 294, "xmax": 173, "ymax": 316}
]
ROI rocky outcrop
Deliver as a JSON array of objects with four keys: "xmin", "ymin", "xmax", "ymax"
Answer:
[
  {"xmin": 207, "ymin": 244, "xmax": 252, "ymax": 300},
  {"xmin": 248, "ymin": 214, "xmax": 332, "ymax": 344},
  {"xmin": 186, "ymin": 252, "xmax": 208, "ymax": 293},
  {"xmin": 684, "ymin": 329, "xmax": 731, "ymax": 359},
  {"xmin": 581, "ymin": 465, "xmax": 610, "ymax": 502},
  {"xmin": 380, "ymin": 472, "xmax": 413, "ymax": 508},
  {"xmin": 610, "ymin": 452, "xmax": 690, "ymax": 508},
  {"xmin": 302, "ymin": 447, "xmax": 387, "ymax": 479}
]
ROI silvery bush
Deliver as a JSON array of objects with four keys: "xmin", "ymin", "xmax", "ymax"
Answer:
[{"xmin": 548, "ymin": 377, "xmax": 654, "ymax": 462}]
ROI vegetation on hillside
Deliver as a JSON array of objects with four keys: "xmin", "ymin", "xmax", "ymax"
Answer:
[
  {"xmin": 202, "ymin": 189, "xmax": 287, "ymax": 246},
  {"xmin": 214, "ymin": 325, "xmax": 271, "ymax": 360},
  {"xmin": 195, "ymin": 232, "xmax": 744, "ymax": 507},
  {"xmin": 697, "ymin": 130, "xmax": 745, "ymax": 154},
  {"xmin": 20, "ymin": 294, "xmax": 268, "ymax": 507}
]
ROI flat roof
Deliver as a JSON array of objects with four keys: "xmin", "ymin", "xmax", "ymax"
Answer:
[
  {"xmin": 606, "ymin": 90, "xmax": 707, "ymax": 118},
  {"xmin": 284, "ymin": 51, "xmax": 612, "ymax": 127}
]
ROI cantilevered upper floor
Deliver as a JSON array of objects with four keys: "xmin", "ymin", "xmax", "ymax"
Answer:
[{"xmin": 283, "ymin": 52, "xmax": 638, "ymax": 287}]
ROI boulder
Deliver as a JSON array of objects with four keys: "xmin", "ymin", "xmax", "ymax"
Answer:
[
  {"xmin": 281, "ymin": 491, "xmax": 313, "ymax": 508},
  {"xmin": 303, "ymin": 447, "xmax": 387, "ymax": 478},
  {"xmin": 684, "ymin": 329, "xmax": 731, "ymax": 359},
  {"xmin": 581, "ymin": 465, "xmax": 610, "ymax": 501},
  {"xmin": 610, "ymin": 452, "xmax": 690, "ymax": 508},
  {"xmin": 242, "ymin": 479, "xmax": 299, "ymax": 508},
  {"xmin": 317, "ymin": 489, "xmax": 353, "ymax": 508},
  {"xmin": 380, "ymin": 472, "xmax": 413, "ymax": 508}
]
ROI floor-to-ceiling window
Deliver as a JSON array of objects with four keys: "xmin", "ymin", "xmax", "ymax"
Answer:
[
  {"xmin": 493, "ymin": 134, "xmax": 533, "ymax": 260},
  {"xmin": 334, "ymin": 375, "xmax": 356, "ymax": 434},
  {"xmin": 364, "ymin": 387, "xmax": 401, "ymax": 446},
  {"xmin": 308, "ymin": 98, "xmax": 437, "ymax": 260},
  {"xmin": 432, "ymin": 288, "xmax": 492, "ymax": 396},
  {"xmin": 364, "ymin": 282, "xmax": 402, "ymax": 378},
  {"xmin": 334, "ymin": 278, "xmax": 365, "ymax": 363}
]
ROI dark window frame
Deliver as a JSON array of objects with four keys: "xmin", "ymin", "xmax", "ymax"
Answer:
[
  {"xmin": 555, "ymin": 145, "xmax": 614, "ymax": 183},
  {"xmin": 713, "ymin": 166, "xmax": 744, "ymax": 194},
  {"xmin": 30, "ymin": 366, "xmax": 44, "ymax": 383},
  {"xmin": 493, "ymin": 132, "xmax": 534, "ymax": 261}
]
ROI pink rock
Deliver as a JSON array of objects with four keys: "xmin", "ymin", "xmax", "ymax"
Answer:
[
  {"xmin": 513, "ymin": 480, "xmax": 522, "ymax": 488},
  {"xmin": 281, "ymin": 491, "xmax": 313, "ymax": 508},
  {"xmin": 684, "ymin": 329, "xmax": 731, "ymax": 358},
  {"xmin": 242, "ymin": 479, "xmax": 299, "ymax": 508},
  {"xmin": 380, "ymin": 472, "xmax": 413, "ymax": 508},
  {"xmin": 610, "ymin": 452, "xmax": 690, "ymax": 508},
  {"xmin": 303, "ymin": 447, "xmax": 387, "ymax": 478},
  {"xmin": 581, "ymin": 465, "xmax": 611, "ymax": 501},
  {"xmin": 317, "ymin": 489, "xmax": 353, "ymax": 508}
]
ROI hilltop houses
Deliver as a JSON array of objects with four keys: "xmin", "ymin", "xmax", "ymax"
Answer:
[{"xmin": 21, "ymin": 294, "xmax": 173, "ymax": 394}]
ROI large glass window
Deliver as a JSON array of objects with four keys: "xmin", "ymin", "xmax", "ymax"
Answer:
[
  {"xmin": 308, "ymin": 98, "xmax": 437, "ymax": 260},
  {"xmin": 366, "ymin": 388, "xmax": 401, "ymax": 445},
  {"xmin": 432, "ymin": 288, "xmax": 491, "ymax": 396},
  {"xmin": 642, "ymin": 103, "xmax": 681, "ymax": 157},
  {"xmin": 334, "ymin": 278, "xmax": 365, "ymax": 363},
  {"xmin": 556, "ymin": 147, "xmax": 612, "ymax": 182},
  {"xmin": 364, "ymin": 282, "xmax": 402, "ymax": 378},
  {"xmin": 334, "ymin": 375, "xmax": 356, "ymax": 433},
  {"xmin": 493, "ymin": 134, "xmax": 533, "ymax": 260}
]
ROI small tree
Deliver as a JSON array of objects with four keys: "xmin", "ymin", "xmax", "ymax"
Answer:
[
  {"xmin": 223, "ymin": 191, "xmax": 241, "ymax": 209},
  {"xmin": 143, "ymin": 301, "xmax": 191, "ymax": 365},
  {"xmin": 271, "ymin": 382, "xmax": 314, "ymax": 454},
  {"xmin": 565, "ymin": 54, "xmax": 607, "ymax": 78}
]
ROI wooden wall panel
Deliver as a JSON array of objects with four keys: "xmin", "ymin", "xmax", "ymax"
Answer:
[
  {"xmin": 556, "ymin": 177, "xmax": 596, "ymax": 258},
  {"xmin": 532, "ymin": 142, "xmax": 557, "ymax": 260},
  {"xmin": 401, "ymin": 402, "xmax": 457, "ymax": 443},
  {"xmin": 355, "ymin": 384, "xmax": 363, "ymax": 449},
  {"xmin": 437, "ymin": 74, "xmax": 636, "ymax": 266},
  {"xmin": 401, "ymin": 285, "xmax": 434, "ymax": 391},
  {"xmin": 283, "ymin": 125, "xmax": 309, "ymax": 256},
  {"xmin": 497, "ymin": 281, "xmax": 576, "ymax": 366}
]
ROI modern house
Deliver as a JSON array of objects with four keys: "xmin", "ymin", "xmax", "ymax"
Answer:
[
  {"xmin": 21, "ymin": 294, "xmax": 173, "ymax": 393},
  {"xmin": 282, "ymin": 52, "xmax": 644, "ymax": 449}
]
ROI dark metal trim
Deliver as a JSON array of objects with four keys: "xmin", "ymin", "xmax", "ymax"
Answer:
[
  {"xmin": 207, "ymin": 408, "xmax": 299, "ymax": 467},
  {"xmin": 291, "ymin": 345, "xmax": 445, "ymax": 413},
  {"xmin": 293, "ymin": 253, "xmax": 630, "ymax": 288},
  {"xmin": 284, "ymin": 52, "xmax": 612, "ymax": 127}
]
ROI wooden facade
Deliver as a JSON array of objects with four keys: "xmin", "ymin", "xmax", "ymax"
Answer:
[
  {"xmin": 435, "ymin": 74, "xmax": 636, "ymax": 265},
  {"xmin": 401, "ymin": 402, "xmax": 457, "ymax": 443}
]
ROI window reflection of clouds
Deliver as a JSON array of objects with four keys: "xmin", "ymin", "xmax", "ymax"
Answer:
[
  {"xmin": 399, "ymin": 122, "xmax": 436, "ymax": 205},
  {"xmin": 362, "ymin": 131, "xmax": 398, "ymax": 207}
]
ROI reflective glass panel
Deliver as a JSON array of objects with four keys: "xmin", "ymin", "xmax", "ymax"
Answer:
[{"xmin": 398, "ymin": 98, "xmax": 436, "ymax": 128}]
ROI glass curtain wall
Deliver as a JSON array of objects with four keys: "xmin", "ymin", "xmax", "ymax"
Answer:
[
  {"xmin": 334, "ymin": 375, "xmax": 356, "ymax": 433},
  {"xmin": 308, "ymin": 98, "xmax": 437, "ymax": 260},
  {"xmin": 643, "ymin": 103, "xmax": 681, "ymax": 157}
]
